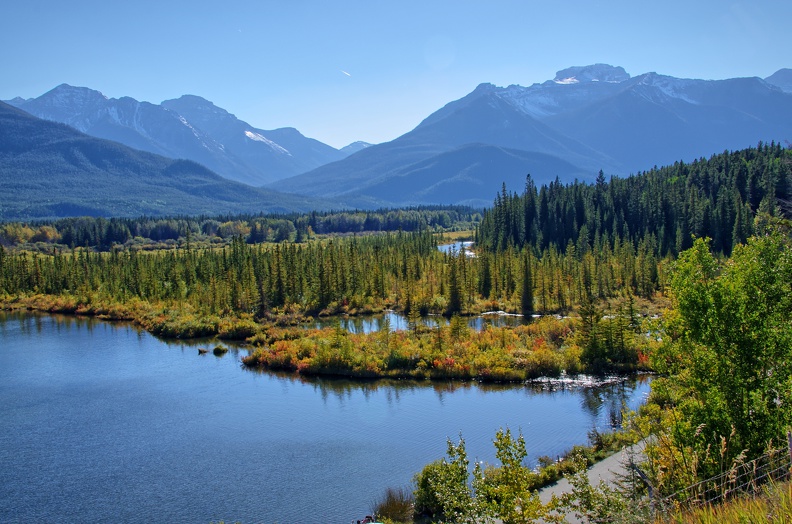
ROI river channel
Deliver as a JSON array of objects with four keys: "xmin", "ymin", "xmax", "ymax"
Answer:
[{"xmin": 0, "ymin": 311, "xmax": 650, "ymax": 523}]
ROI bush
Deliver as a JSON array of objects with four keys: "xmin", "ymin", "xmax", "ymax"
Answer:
[
  {"xmin": 412, "ymin": 438, "xmax": 478, "ymax": 522},
  {"xmin": 217, "ymin": 317, "xmax": 260, "ymax": 340},
  {"xmin": 412, "ymin": 460, "xmax": 446, "ymax": 520}
]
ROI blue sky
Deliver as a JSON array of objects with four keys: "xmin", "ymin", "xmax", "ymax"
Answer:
[{"xmin": 2, "ymin": 0, "xmax": 789, "ymax": 148}]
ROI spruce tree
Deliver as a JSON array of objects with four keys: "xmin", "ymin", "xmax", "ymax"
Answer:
[
  {"xmin": 520, "ymin": 252, "xmax": 533, "ymax": 316},
  {"xmin": 446, "ymin": 252, "xmax": 463, "ymax": 316}
]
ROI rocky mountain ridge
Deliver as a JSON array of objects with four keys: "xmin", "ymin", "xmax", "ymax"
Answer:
[
  {"xmin": 6, "ymin": 65, "xmax": 791, "ymax": 209},
  {"xmin": 0, "ymin": 101, "xmax": 331, "ymax": 220},
  {"xmin": 7, "ymin": 85, "xmax": 350, "ymax": 186},
  {"xmin": 271, "ymin": 65, "xmax": 792, "ymax": 207}
]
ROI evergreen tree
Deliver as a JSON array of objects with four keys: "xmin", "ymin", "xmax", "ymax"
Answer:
[{"xmin": 520, "ymin": 252, "xmax": 533, "ymax": 316}]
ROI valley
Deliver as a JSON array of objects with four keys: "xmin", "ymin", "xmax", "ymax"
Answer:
[{"xmin": 3, "ymin": 52, "xmax": 792, "ymax": 522}]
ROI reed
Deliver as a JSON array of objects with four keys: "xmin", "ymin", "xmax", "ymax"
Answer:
[
  {"xmin": 664, "ymin": 481, "xmax": 791, "ymax": 523},
  {"xmin": 371, "ymin": 486, "xmax": 414, "ymax": 523}
]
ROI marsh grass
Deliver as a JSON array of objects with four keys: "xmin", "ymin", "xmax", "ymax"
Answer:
[
  {"xmin": 663, "ymin": 481, "xmax": 792, "ymax": 523},
  {"xmin": 239, "ymin": 315, "xmax": 643, "ymax": 382},
  {"xmin": 371, "ymin": 486, "xmax": 414, "ymax": 523}
]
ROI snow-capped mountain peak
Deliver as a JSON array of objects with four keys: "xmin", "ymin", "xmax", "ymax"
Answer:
[
  {"xmin": 162, "ymin": 95, "xmax": 239, "ymax": 128},
  {"xmin": 553, "ymin": 64, "xmax": 630, "ymax": 84},
  {"xmin": 489, "ymin": 65, "xmax": 631, "ymax": 118},
  {"xmin": 17, "ymin": 84, "xmax": 109, "ymax": 132},
  {"xmin": 44, "ymin": 84, "xmax": 108, "ymax": 108},
  {"xmin": 340, "ymin": 141, "xmax": 372, "ymax": 156}
]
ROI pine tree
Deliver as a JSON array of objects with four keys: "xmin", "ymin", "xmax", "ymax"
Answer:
[
  {"xmin": 520, "ymin": 252, "xmax": 533, "ymax": 316},
  {"xmin": 446, "ymin": 251, "xmax": 463, "ymax": 316}
]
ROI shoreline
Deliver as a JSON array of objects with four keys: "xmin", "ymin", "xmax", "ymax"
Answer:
[{"xmin": 1, "ymin": 294, "xmax": 653, "ymax": 384}]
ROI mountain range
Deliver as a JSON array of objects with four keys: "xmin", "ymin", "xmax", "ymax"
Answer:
[
  {"xmin": 4, "ymin": 64, "xmax": 792, "ymax": 213},
  {"xmin": 7, "ymin": 86, "xmax": 361, "ymax": 186},
  {"xmin": 273, "ymin": 64, "xmax": 792, "ymax": 207},
  {"xmin": 0, "ymin": 101, "xmax": 330, "ymax": 220}
]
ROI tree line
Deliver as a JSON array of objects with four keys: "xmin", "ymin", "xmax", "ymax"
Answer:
[
  {"xmin": 0, "ymin": 229, "xmax": 664, "ymax": 319},
  {"xmin": 1, "ymin": 225, "xmax": 661, "ymax": 372},
  {"xmin": 476, "ymin": 142, "xmax": 791, "ymax": 257},
  {"xmin": 0, "ymin": 206, "xmax": 482, "ymax": 251}
]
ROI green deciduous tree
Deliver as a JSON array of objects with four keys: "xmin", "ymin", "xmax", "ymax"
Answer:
[
  {"xmin": 652, "ymin": 225, "xmax": 792, "ymax": 485},
  {"xmin": 477, "ymin": 428, "xmax": 554, "ymax": 523},
  {"xmin": 413, "ymin": 436, "xmax": 481, "ymax": 523}
]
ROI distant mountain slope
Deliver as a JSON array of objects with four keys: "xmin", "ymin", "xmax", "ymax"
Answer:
[
  {"xmin": 272, "ymin": 85, "xmax": 611, "ymax": 203},
  {"xmin": 161, "ymin": 95, "xmax": 347, "ymax": 180},
  {"xmin": 347, "ymin": 143, "xmax": 589, "ymax": 207},
  {"xmin": 0, "ymin": 102, "xmax": 329, "ymax": 220},
  {"xmin": 340, "ymin": 141, "xmax": 372, "ymax": 155},
  {"xmin": 10, "ymin": 65, "xmax": 790, "ymax": 209},
  {"xmin": 765, "ymin": 68, "xmax": 792, "ymax": 93},
  {"xmin": 545, "ymin": 73, "xmax": 792, "ymax": 171},
  {"xmin": 8, "ymin": 85, "xmax": 346, "ymax": 186},
  {"xmin": 273, "ymin": 140, "xmax": 590, "ymax": 209},
  {"xmin": 275, "ymin": 65, "xmax": 792, "ymax": 206},
  {"xmin": 270, "ymin": 137, "xmax": 448, "ymax": 202},
  {"xmin": 405, "ymin": 85, "xmax": 618, "ymax": 172}
]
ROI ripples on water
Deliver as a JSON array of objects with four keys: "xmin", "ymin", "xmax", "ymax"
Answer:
[{"xmin": 0, "ymin": 312, "xmax": 650, "ymax": 523}]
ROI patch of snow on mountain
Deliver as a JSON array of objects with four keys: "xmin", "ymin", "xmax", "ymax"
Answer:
[
  {"xmin": 636, "ymin": 74, "xmax": 699, "ymax": 105},
  {"xmin": 497, "ymin": 85, "xmax": 559, "ymax": 118},
  {"xmin": 179, "ymin": 115, "xmax": 204, "ymax": 141},
  {"xmin": 131, "ymin": 104, "xmax": 152, "ymax": 140},
  {"xmin": 244, "ymin": 130, "xmax": 291, "ymax": 155},
  {"xmin": 554, "ymin": 77, "xmax": 580, "ymax": 85},
  {"xmin": 340, "ymin": 141, "xmax": 372, "ymax": 154},
  {"xmin": 108, "ymin": 106, "xmax": 121, "ymax": 125},
  {"xmin": 493, "ymin": 69, "xmax": 631, "ymax": 119}
]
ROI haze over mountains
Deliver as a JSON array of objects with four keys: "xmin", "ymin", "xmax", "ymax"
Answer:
[
  {"xmin": 4, "ymin": 64, "xmax": 792, "ymax": 214},
  {"xmin": 8, "ymin": 86, "xmax": 354, "ymax": 186},
  {"xmin": 275, "ymin": 64, "xmax": 792, "ymax": 207},
  {"xmin": 765, "ymin": 68, "xmax": 792, "ymax": 93},
  {"xmin": 0, "ymin": 101, "xmax": 330, "ymax": 220}
]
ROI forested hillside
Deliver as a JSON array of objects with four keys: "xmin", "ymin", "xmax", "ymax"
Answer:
[
  {"xmin": 477, "ymin": 142, "xmax": 791, "ymax": 256},
  {"xmin": 0, "ymin": 101, "xmax": 328, "ymax": 219}
]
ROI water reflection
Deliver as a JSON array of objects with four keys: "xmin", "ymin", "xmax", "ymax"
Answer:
[
  {"xmin": 310, "ymin": 310, "xmax": 528, "ymax": 333},
  {"xmin": 0, "ymin": 310, "xmax": 652, "ymax": 524},
  {"xmin": 578, "ymin": 378, "xmax": 648, "ymax": 428},
  {"xmin": 3, "ymin": 311, "xmax": 647, "ymax": 421},
  {"xmin": 1, "ymin": 310, "xmax": 125, "ymax": 335},
  {"xmin": 244, "ymin": 365, "xmax": 650, "ymax": 425}
]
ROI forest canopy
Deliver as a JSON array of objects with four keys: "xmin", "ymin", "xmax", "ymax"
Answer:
[{"xmin": 477, "ymin": 142, "xmax": 790, "ymax": 257}]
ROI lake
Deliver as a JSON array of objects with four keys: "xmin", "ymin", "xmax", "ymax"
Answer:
[
  {"xmin": 437, "ymin": 240, "xmax": 476, "ymax": 258},
  {"xmin": 0, "ymin": 312, "xmax": 649, "ymax": 523}
]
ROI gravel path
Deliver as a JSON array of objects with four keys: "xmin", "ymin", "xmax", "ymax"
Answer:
[{"xmin": 536, "ymin": 441, "xmax": 647, "ymax": 523}]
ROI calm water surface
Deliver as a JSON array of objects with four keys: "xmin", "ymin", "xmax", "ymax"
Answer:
[
  {"xmin": 310, "ymin": 310, "xmax": 527, "ymax": 333},
  {"xmin": 0, "ymin": 312, "xmax": 649, "ymax": 523}
]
